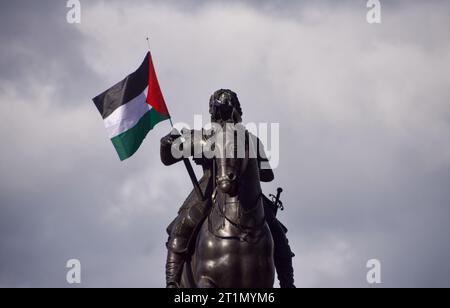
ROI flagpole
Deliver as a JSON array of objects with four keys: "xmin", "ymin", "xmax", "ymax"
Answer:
[
  {"xmin": 147, "ymin": 38, "xmax": 204, "ymax": 201},
  {"xmin": 146, "ymin": 37, "xmax": 151, "ymax": 51}
]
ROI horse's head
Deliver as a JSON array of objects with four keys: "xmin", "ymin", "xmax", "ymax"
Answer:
[{"xmin": 214, "ymin": 124, "xmax": 248, "ymax": 195}]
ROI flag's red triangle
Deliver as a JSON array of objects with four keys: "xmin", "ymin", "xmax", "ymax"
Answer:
[{"xmin": 147, "ymin": 52, "xmax": 170, "ymax": 116}]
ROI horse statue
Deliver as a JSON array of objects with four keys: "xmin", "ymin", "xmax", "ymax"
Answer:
[{"xmin": 181, "ymin": 124, "xmax": 275, "ymax": 288}]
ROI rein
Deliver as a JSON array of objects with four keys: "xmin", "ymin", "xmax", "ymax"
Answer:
[{"xmin": 208, "ymin": 189, "xmax": 265, "ymax": 243}]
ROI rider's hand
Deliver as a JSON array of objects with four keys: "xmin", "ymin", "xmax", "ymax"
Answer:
[{"xmin": 161, "ymin": 128, "xmax": 181, "ymax": 146}]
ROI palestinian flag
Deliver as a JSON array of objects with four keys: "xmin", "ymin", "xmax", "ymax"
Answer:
[{"xmin": 93, "ymin": 52, "xmax": 170, "ymax": 161}]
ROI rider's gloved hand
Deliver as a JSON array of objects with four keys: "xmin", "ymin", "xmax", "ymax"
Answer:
[{"xmin": 161, "ymin": 128, "xmax": 181, "ymax": 146}]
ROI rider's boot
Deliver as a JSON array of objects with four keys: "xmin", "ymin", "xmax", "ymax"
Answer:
[
  {"xmin": 269, "ymin": 218, "xmax": 296, "ymax": 288},
  {"xmin": 166, "ymin": 249, "xmax": 186, "ymax": 288},
  {"xmin": 275, "ymin": 252, "xmax": 296, "ymax": 288}
]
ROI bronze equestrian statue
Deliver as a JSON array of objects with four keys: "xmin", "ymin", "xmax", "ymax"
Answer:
[{"xmin": 160, "ymin": 89, "xmax": 295, "ymax": 288}]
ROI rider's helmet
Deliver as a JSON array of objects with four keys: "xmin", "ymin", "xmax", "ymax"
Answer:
[{"xmin": 209, "ymin": 89, "xmax": 242, "ymax": 124}]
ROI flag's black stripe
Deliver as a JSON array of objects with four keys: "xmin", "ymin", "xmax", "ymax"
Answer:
[{"xmin": 93, "ymin": 52, "xmax": 149, "ymax": 119}]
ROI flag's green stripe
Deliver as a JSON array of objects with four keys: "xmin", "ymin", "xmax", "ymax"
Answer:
[{"xmin": 111, "ymin": 108, "xmax": 169, "ymax": 161}]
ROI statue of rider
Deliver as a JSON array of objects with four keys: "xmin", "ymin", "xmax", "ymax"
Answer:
[{"xmin": 160, "ymin": 89, "xmax": 295, "ymax": 288}]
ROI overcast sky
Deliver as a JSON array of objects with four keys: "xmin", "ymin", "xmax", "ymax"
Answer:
[{"xmin": 1, "ymin": 0, "xmax": 450, "ymax": 287}]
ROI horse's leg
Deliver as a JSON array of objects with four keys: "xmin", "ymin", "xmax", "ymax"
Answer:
[
  {"xmin": 180, "ymin": 265, "xmax": 187, "ymax": 288},
  {"xmin": 190, "ymin": 221, "xmax": 221, "ymax": 288},
  {"xmin": 180, "ymin": 258, "xmax": 197, "ymax": 288},
  {"xmin": 197, "ymin": 276, "xmax": 217, "ymax": 288}
]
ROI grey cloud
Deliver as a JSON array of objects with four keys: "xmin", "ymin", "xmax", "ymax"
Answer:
[{"xmin": 0, "ymin": 0, "xmax": 100, "ymax": 108}]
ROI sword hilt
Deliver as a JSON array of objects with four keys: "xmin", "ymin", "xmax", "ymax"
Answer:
[{"xmin": 269, "ymin": 187, "xmax": 284, "ymax": 211}]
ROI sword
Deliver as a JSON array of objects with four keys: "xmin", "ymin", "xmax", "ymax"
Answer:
[{"xmin": 269, "ymin": 187, "xmax": 284, "ymax": 211}]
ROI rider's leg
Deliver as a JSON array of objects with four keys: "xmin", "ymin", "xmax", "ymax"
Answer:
[
  {"xmin": 264, "ymin": 201, "xmax": 296, "ymax": 288},
  {"xmin": 165, "ymin": 197, "xmax": 210, "ymax": 288},
  {"xmin": 166, "ymin": 249, "xmax": 186, "ymax": 288}
]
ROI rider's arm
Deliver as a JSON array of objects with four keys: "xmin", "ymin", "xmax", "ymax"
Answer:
[
  {"xmin": 161, "ymin": 129, "xmax": 206, "ymax": 166},
  {"xmin": 256, "ymin": 136, "xmax": 274, "ymax": 182},
  {"xmin": 259, "ymin": 159, "xmax": 274, "ymax": 182}
]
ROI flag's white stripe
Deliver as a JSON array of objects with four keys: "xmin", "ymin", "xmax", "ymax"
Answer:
[{"xmin": 104, "ymin": 92, "xmax": 150, "ymax": 139}]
